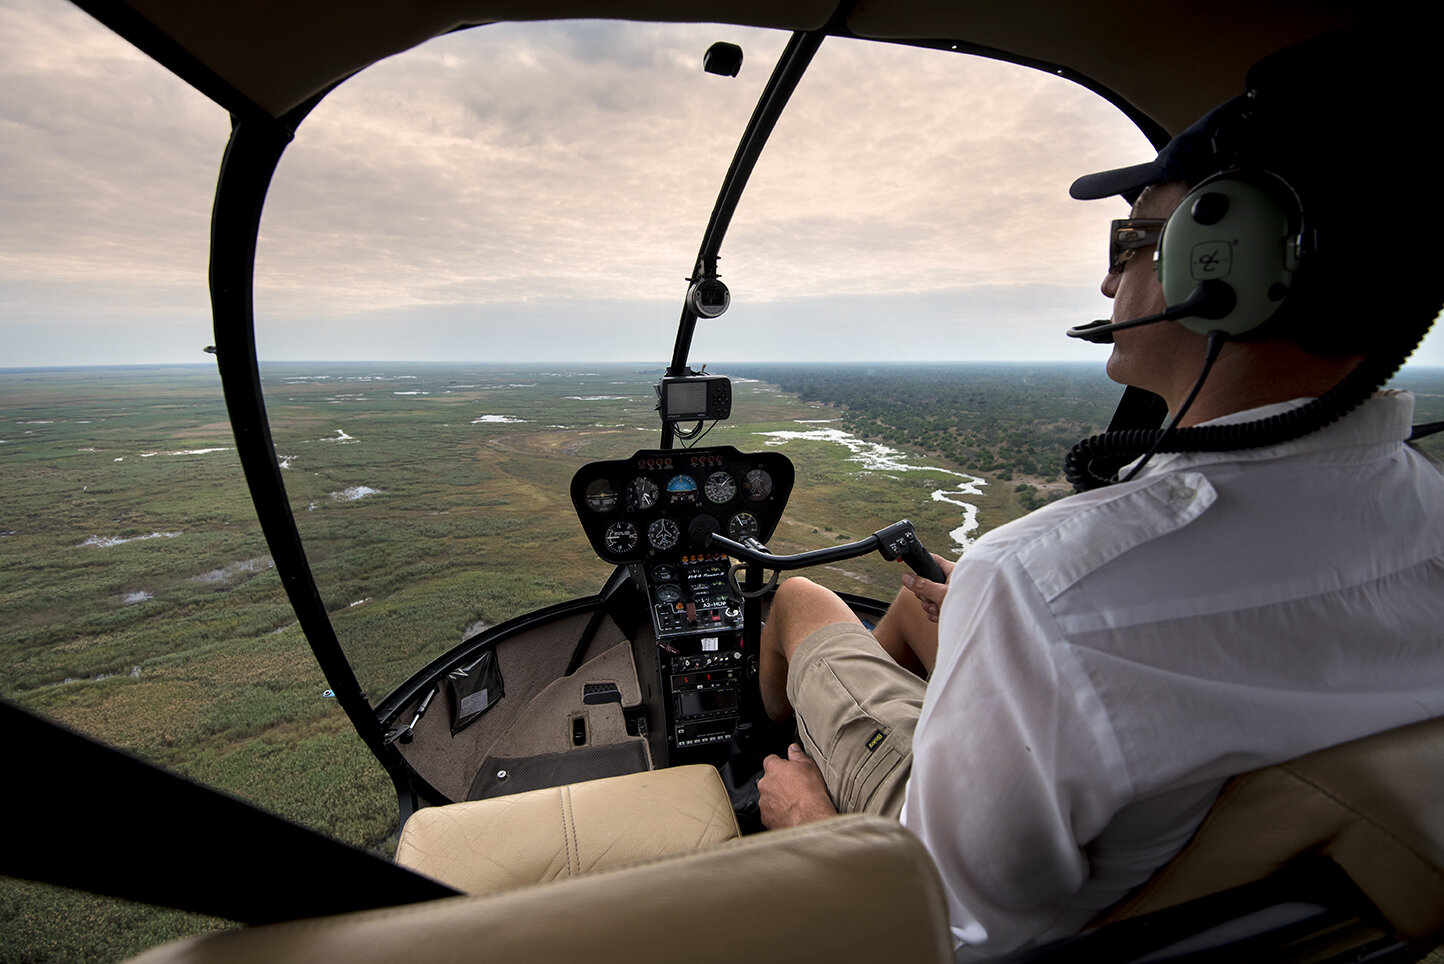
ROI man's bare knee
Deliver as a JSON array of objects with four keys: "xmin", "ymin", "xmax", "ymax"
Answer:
[
  {"xmin": 769, "ymin": 577, "xmax": 862, "ymax": 662},
  {"xmin": 772, "ymin": 575, "xmax": 833, "ymax": 612}
]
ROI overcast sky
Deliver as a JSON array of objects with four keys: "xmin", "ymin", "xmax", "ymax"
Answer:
[{"xmin": 3, "ymin": 0, "xmax": 1440, "ymax": 368}]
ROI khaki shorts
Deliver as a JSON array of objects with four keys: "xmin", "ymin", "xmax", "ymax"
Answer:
[{"xmin": 786, "ymin": 622, "xmax": 926, "ymax": 819}]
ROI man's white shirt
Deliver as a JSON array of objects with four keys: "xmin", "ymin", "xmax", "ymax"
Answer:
[{"xmin": 902, "ymin": 392, "xmax": 1444, "ymax": 957}]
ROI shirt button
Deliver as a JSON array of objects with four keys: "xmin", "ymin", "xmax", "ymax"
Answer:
[{"xmin": 1172, "ymin": 486, "xmax": 1196, "ymax": 502}]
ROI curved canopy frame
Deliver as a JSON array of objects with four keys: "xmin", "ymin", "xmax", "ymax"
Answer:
[{"xmin": 74, "ymin": 0, "xmax": 1378, "ymax": 132}]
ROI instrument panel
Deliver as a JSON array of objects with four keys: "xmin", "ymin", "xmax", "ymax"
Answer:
[
  {"xmin": 571, "ymin": 446, "xmax": 791, "ymax": 761},
  {"xmin": 570, "ymin": 446, "xmax": 794, "ymax": 565}
]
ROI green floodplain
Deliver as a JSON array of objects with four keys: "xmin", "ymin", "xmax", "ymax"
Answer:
[{"xmin": 2, "ymin": 360, "xmax": 1442, "ymax": 962}]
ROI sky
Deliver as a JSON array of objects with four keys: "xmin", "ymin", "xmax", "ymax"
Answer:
[{"xmin": 3, "ymin": 0, "xmax": 1441, "ymax": 368}]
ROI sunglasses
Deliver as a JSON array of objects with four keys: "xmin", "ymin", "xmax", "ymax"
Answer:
[{"xmin": 1109, "ymin": 218, "xmax": 1167, "ymax": 274}]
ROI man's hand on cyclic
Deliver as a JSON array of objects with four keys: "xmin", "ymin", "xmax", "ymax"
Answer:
[
  {"xmin": 758, "ymin": 743, "xmax": 838, "ymax": 829},
  {"xmin": 901, "ymin": 555, "xmax": 955, "ymax": 623}
]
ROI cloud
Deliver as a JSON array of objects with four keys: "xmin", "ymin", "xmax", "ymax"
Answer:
[
  {"xmin": 0, "ymin": 0, "xmax": 227, "ymax": 289},
  {"xmin": 2, "ymin": 4, "xmax": 1441, "ymax": 367},
  {"xmin": 248, "ymin": 23, "xmax": 1153, "ymax": 335}
]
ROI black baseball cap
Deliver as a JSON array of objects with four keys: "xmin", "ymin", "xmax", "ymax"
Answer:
[
  {"xmin": 1067, "ymin": 31, "xmax": 1400, "ymax": 207},
  {"xmin": 1068, "ymin": 95, "xmax": 1247, "ymax": 204}
]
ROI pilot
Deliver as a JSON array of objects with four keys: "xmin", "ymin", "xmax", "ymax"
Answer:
[{"xmin": 754, "ymin": 32, "xmax": 1444, "ymax": 958}]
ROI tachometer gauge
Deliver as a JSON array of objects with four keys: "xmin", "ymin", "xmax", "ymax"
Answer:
[
  {"xmin": 728, "ymin": 511, "xmax": 760, "ymax": 541},
  {"xmin": 655, "ymin": 584, "xmax": 682, "ymax": 604},
  {"xmin": 743, "ymin": 469, "xmax": 773, "ymax": 501},
  {"xmin": 604, "ymin": 521, "xmax": 638, "ymax": 554},
  {"xmin": 647, "ymin": 517, "xmax": 680, "ymax": 551},
  {"xmin": 627, "ymin": 477, "xmax": 660, "ymax": 511},
  {"xmin": 666, "ymin": 473, "xmax": 698, "ymax": 505},
  {"xmin": 584, "ymin": 478, "xmax": 618, "ymax": 513},
  {"xmin": 704, "ymin": 470, "xmax": 737, "ymax": 504}
]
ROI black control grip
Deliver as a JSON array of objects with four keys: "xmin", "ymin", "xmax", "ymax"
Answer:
[
  {"xmin": 900, "ymin": 540, "xmax": 946, "ymax": 584},
  {"xmin": 873, "ymin": 521, "xmax": 946, "ymax": 583}
]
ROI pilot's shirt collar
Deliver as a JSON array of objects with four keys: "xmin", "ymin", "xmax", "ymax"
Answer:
[{"xmin": 1127, "ymin": 391, "xmax": 1417, "ymax": 480}]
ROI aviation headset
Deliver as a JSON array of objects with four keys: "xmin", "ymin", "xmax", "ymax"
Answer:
[
  {"xmin": 1153, "ymin": 168, "xmax": 1309, "ymax": 340},
  {"xmin": 1062, "ymin": 32, "xmax": 1441, "ymax": 491},
  {"xmin": 1061, "ymin": 161, "xmax": 1321, "ymax": 489},
  {"xmin": 1068, "ymin": 90, "xmax": 1314, "ymax": 347},
  {"xmin": 1065, "ymin": 154, "xmax": 1434, "ymax": 490}
]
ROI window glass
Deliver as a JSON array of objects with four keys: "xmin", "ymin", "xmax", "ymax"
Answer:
[{"xmin": 252, "ymin": 22, "xmax": 792, "ymax": 697}]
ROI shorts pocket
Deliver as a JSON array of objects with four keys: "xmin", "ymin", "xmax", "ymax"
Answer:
[
  {"xmin": 852, "ymin": 743, "xmax": 908, "ymax": 816},
  {"xmin": 809, "ymin": 662, "xmax": 911, "ymax": 813}
]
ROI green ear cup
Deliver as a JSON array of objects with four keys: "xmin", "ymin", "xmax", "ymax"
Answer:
[{"xmin": 1156, "ymin": 173, "xmax": 1302, "ymax": 337}]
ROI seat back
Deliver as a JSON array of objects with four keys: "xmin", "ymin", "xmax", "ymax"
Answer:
[
  {"xmin": 1098, "ymin": 715, "xmax": 1444, "ymax": 944},
  {"xmin": 128, "ymin": 814, "xmax": 952, "ymax": 964},
  {"xmin": 395, "ymin": 764, "xmax": 740, "ymax": 894}
]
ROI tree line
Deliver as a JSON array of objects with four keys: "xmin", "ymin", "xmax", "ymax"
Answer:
[{"xmin": 725, "ymin": 362, "xmax": 1124, "ymax": 485}]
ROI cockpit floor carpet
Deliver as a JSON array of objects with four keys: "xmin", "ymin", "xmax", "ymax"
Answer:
[
  {"xmin": 395, "ymin": 609, "xmax": 631, "ymax": 803},
  {"xmin": 466, "ymin": 641, "xmax": 650, "ymax": 799},
  {"xmin": 468, "ymin": 741, "xmax": 652, "ymax": 800}
]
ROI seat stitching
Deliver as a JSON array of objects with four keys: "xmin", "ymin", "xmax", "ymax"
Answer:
[
  {"xmin": 561, "ymin": 785, "xmax": 580, "ymax": 875},
  {"xmin": 558, "ymin": 787, "xmax": 572, "ymax": 876}
]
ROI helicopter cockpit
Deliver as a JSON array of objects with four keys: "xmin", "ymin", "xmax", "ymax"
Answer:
[{"xmin": 4, "ymin": 2, "xmax": 1443, "ymax": 962}]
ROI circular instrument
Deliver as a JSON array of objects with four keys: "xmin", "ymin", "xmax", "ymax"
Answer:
[
  {"xmin": 704, "ymin": 470, "xmax": 737, "ymax": 504},
  {"xmin": 647, "ymin": 517, "xmax": 680, "ymax": 551},
  {"xmin": 666, "ymin": 473, "xmax": 698, "ymax": 505},
  {"xmin": 627, "ymin": 477, "xmax": 659, "ymax": 511},
  {"xmin": 686, "ymin": 278, "xmax": 731, "ymax": 318},
  {"xmin": 728, "ymin": 511, "xmax": 760, "ymax": 541},
  {"xmin": 743, "ymin": 468, "xmax": 773, "ymax": 501},
  {"xmin": 689, "ymin": 513, "xmax": 719, "ymax": 548},
  {"xmin": 604, "ymin": 521, "xmax": 638, "ymax": 553},
  {"xmin": 584, "ymin": 478, "xmax": 618, "ymax": 512}
]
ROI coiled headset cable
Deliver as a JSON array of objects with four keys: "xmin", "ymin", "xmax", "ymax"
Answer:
[{"xmin": 1065, "ymin": 314, "xmax": 1436, "ymax": 492}]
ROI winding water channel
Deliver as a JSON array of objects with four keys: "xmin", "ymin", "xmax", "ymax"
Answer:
[{"xmin": 753, "ymin": 422, "xmax": 986, "ymax": 554}]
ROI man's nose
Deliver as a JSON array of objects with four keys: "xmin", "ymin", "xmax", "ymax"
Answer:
[{"xmin": 1100, "ymin": 270, "xmax": 1119, "ymax": 299}]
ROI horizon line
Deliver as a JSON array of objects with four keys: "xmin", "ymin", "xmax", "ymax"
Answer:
[{"xmin": 5, "ymin": 360, "xmax": 1443, "ymax": 373}]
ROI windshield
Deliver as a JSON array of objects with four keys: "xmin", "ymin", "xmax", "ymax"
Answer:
[
  {"xmin": 245, "ymin": 25, "xmax": 1167, "ymax": 700},
  {"xmin": 252, "ymin": 22, "xmax": 791, "ymax": 699}
]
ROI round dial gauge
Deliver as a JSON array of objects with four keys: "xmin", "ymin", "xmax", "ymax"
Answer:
[
  {"xmin": 647, "ymin": 517, "xmax": 681, "ymax": 551},
  {"xmin": 743, "ymin": 469, "xmax": 774, "ymax": 501},
  {"xmin": 655, "ymin": 584, "xmax": 682, "ymax": 604},
  {"xmin": 704, "ymin": 470, "xmax": 737, "ymax": 504},
  {"xmin": 584, "ymin": 478, "xmax": 618, "ymax": 513},
  {"xmin": 666, "ymin": 474, "xmax": 698, "ymax": 505},
  {"xmin": 651, "ymin": 564, "xmax": 676, "ymax": 583},
  {"xmin": 627, "ymin": 477, "xmax": 659, "ymax": 511},
  {"xmin": 728, "ymin": 511, "xmax": 760, "ymax": 541},
  {"xmin": 604, "ymin": 521, "xmax": 638, "ymax": 554},
  {"xmin": 689, "ymin": 514, "xmax": 719, "ymax": 548}
]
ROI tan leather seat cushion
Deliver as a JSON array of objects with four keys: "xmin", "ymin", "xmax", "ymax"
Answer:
[
  {"xmin": 128, "ymin": 814, "xmax": 952, "ymax": 964},
  {"xmin": 1102, "ymin": 715, "xmax": 1444, "ymax": 943},
  {"xmin": 395, "ymin": 763, "xmax": 739, "ymax": 893}
]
